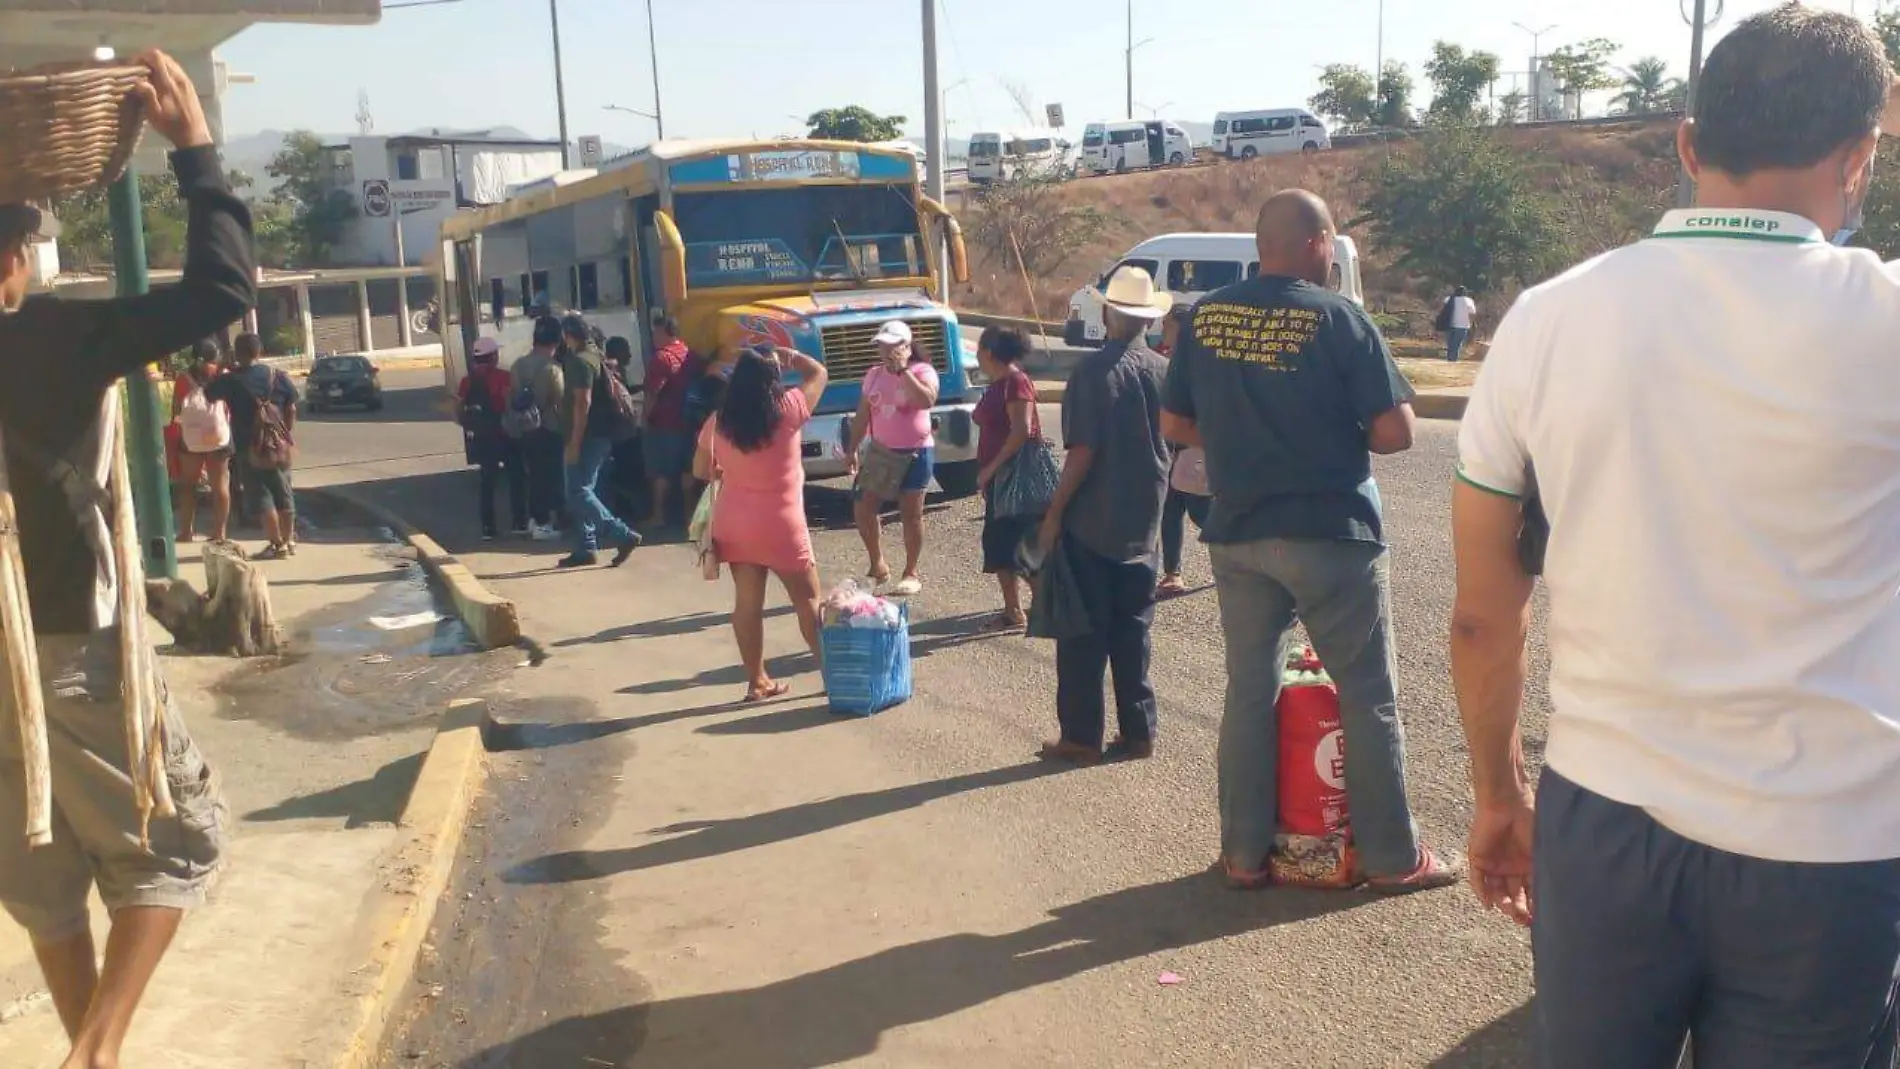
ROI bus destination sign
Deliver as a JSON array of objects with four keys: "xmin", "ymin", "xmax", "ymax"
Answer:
[
  {"xmin": 689, "ymin": 239, "xmax": 807, "ymax": 284},
  {"xmin": 729, "ymin": 150, "xmax": 861, "ymax": 182}
]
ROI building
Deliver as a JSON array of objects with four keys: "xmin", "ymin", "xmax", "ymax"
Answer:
[
  {"xmin": 319, "ymin": 130, "xmax": 565, "ymax": 267},
  {"xmin": 1527, "ymin": 56, "xmax": 1570, "ymax": 123}
]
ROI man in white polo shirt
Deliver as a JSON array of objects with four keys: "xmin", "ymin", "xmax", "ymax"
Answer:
[{"xmin": 1450, "ymin": 6, "xmax": 1900, "ymax": 1066}]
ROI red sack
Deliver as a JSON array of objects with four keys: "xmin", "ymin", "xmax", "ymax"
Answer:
[{"xmin": 1271, "ymin": 647, "xmax": 1358, "ymax": 888}]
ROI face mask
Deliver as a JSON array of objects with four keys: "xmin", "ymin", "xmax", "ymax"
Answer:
[{"xmin": 1835, "ymin": 157, "xmax": 1874, "ymax": 246}]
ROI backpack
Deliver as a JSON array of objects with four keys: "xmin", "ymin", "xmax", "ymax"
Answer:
[
  {"xmin": 248, "ymin": 371, "xmax": 295, "ymax": 471},
  {"xmin": 460, "ymin": 374, "xmax": 503, "ymax": 437},
  {"xmin": 1433, "ymin": 296, "xmax": 1455, "ymax": 333},
  {"xmin": 501, "ymin": 382, "xmax": 542, "ymax": 438},
  {"xmin": 600, "ymin": 360, "xmax": 641, "ymax": 440},
  {"xmin": 177, "ymin": 384, "xmax": 231, "ymax": 454}
]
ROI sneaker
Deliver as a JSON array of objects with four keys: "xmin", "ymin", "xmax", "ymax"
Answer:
[
  {"xmin": 530, "ymin": 523, "xmax": 562, "ymax": 542},
  {"xmin": 285, "ymin": 542, "xmax": 298, "ymax": 558},
  {"xmin": 556, "ymin": 552, "xmax": 599, "ymax": 569},
  {"xmin": 510, "ymin": 526, "xmax": 532, "ymax": 538},
  {"xmin": 255, "ymin": 543, "xmax": 286, "ymax": 561},
  {"xmin": 610, "ymin": 531, "xmax": 645, "ymax": 568},
  {"xmin": 482, "ymin": 530, "xmax": 497, "ymax": 542}
]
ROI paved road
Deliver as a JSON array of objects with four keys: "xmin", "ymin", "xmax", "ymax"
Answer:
[{"xmin": 303, "ymin": 369, "xmax": 1549, "ymax": 1068}]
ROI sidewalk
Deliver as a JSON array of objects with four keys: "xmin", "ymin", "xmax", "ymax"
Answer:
[{"xmin": 0, "ymin": 510, "xmax": 506, "ymax": 1067}]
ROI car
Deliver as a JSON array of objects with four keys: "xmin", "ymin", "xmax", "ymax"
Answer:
[{"xmin": 305, "ymin": 354, "xmax": 383, "ymax": 412}]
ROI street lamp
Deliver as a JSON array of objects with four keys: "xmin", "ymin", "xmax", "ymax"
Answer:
[
  {"xmin": 1675, "ymin": 0, "xmax": 1724, "ymax": 207},
  {"xmin": 1127, "ymin": 0, "xmax": 1158, "ymax": 121},
  {"xmin": 548, "ymin": 0, "xmax": 572, "ymax": 168},
  {"xmin": 1135, "ymin": 99, "xmax": 1174, "ymax": 119},
  {"xmin": 605, "ymin": 102, "xmax": 660, "ymax": 141},
  {"xmin": 642, "ymin": 0, "xmax": 665, "ymax": 140},
  {"xmin": 1513, "ymin": 21, "xmax": 1557, "ymax": 122},
  {"xmin": 941, "ymin": 77, "xmax": 971, "ymax": 129}
]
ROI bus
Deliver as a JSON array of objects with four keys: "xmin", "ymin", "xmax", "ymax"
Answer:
[{"xmin": 435, "ymin": 139, "xmax": 983, "ymax": 494}]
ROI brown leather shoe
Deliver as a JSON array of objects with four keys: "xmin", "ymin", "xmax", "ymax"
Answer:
[
  {"xmin": 1038, "ymin": 739, "xmax": 1103, "ymax": 766},
  {"xmin": 1106, "ymin": 737, "xmax": 1154, "ymax": 760}
]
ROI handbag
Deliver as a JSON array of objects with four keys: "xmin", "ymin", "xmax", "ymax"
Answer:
[
  {"xmin": 855, "ymin": 439, "xmax": 913, "ymax": 502},
  {"xmin": 692, "ymin": 453, "xmax": 722, "ymax": 581},
  {"xmin": 992, "ymin": 437, "xmax": 1060, "ymax": 519}
]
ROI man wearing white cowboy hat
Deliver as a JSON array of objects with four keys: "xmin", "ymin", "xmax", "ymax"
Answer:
[
  {"xmin": 846, "ymin": 318, "xmax": 940, "ymax": 596},
  {"xmin": 1035, "ymin": 265, "xmax": 1173, "ymax": 765}
]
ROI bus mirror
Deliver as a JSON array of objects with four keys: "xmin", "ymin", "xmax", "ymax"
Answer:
[
  {"xmin": 919, "ymin": 197, "xmax": 970, "ymax": 284},
  {"xmin": 654, "ymin": 209, "xmax": 689, "ymax": 306}
]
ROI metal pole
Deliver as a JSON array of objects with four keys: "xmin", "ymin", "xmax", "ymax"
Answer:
[
  {"xmin": 922, "ymin": 0, "xmax": 947, "ymax": 300},
  {"xmin": 645, "ymin": 0, "xmax": 665, "ymax": 139},
  {"xmin": 107, "ymin": 167, "xmax": 178, "ymax": 580},
  {"xmin": 1374, "ymin": 0, "xmax": 1384, "ymax": 107},
  {"xmin": 549, "ymin": 0, "xmax": 572, "ymax": 168},
  {"xmin": 1126, "ymin": 0, "xmax": 1135, "ymax": 120},
  {"xmin": 1676, "ymin": 0, "xmax": 1711, "ymax": 208}
]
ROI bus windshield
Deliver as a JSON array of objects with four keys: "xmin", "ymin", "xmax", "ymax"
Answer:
[{"xmin": 674, "ymin": 184, "xmax": 926, "ymax": 288}]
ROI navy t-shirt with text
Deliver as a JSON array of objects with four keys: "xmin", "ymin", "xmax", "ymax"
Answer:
[{"xmin": 1162, "ymin": 275, "xmax": 1414, "ymax": 545}]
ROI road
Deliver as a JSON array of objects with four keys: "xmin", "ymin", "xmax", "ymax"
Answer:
[{"xmin": 300, "ymin": 369, "xmax": 1548, "ymax": 1068}]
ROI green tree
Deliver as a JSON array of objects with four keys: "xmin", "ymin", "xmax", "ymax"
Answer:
[
  {"xmin": 1612, "ymin": 56, "xmax": 1681, "ymax": 115},
  {"xmin": 1376, "ymin": 61, "xmax": 1416, "ymax": 128},
  {"xmin": 1544, "ymin": 37, "xmax": 1621, "ymax": 119},
  {"xmin": 51, "ymin": 172, "xmax": 189, "ymax": 272},
  {"xmin": 1496, "ymin": 89, "xmax": 1527, "ymax": 125},
  {"xmin": 805, "ymin": 106, "xmax": 907, "ymax": 143},
  {"xmin": 1423, "ymin": 42, "xmax": 1502, "ymax": 125},
  {"xmin": 1859, "ymin": 10, "xmax": 1900, "ymax": 258},
  {"xmin": 1309, "ymin": 64, "xmax": 1378, "ymax": 130},
  {"xmin": 1877, "ymin": 6, "xmax": 1900, "ymax": 63},
  {"xmin": 266, "ymin": 130, "xmax": 355, "ymax": 267},
  {"xmin": 1354, "ymin": 124, "xmax": 1568, "ymax": 294}
]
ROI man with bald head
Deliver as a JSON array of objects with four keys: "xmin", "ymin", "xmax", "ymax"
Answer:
[{"xmin": 1162, "ymin": 189, "xmax": 1453, "ymax": 892}]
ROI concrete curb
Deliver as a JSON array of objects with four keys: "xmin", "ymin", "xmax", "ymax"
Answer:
[
  {"xmin": 299, "ymin": 486, "xmax": 522, "ymax": 649},
  {"xmin": 1411, "ymin": 392, "xmax": 1470, "ymax": 421},
  {"xmin": 331, "ymin": 697, "xmax": 489, "ymax": 1069}
]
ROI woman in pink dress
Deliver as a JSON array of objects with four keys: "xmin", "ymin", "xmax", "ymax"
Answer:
[{"xmin": 694, "ymin": 345, "xmax": 831, "ymax": 701}]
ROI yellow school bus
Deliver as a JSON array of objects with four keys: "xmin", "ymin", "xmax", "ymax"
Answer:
[{"xmin": 435, "ymin": 139, "xmax": 981, "ymax": 491}]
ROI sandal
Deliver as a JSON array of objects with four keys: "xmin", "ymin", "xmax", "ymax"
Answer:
[
  {"xmin": 888, "ymin": 576, "xmax": 923, "ymax": 597},
  {"xmin": 1365, "ymin": 845, "xmax": 1463, "ymax": 896},
  {"xmin": 1156, "ymin": 574, "xmax": 1188, "ymax": 598},
  {"xmin": 980, "ymin": 611, "xmax": 1028, "ymax": 633},
  {"xmin": 1210, "ymin": 856, "xmax": 1273, "ymax": 891},
  {"xmin": 743, "ymin": 681, "xmax": 792, "ymax": 703}
]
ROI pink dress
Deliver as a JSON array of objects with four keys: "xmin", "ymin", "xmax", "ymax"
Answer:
[{"xmin": 701, "ymin": 389, "xmax": 814, "ymax": 574}]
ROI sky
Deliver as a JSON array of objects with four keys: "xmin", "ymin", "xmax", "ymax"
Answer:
[{"xmin": 218, "ymin": 0, "xmax": 1871, "ymax": 143}]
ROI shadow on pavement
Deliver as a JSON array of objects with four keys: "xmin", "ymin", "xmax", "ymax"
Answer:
[
  {"xmin": 458, "ymin": 871, "xmax": 1373, "ymax": 1069},
  {"xmin": 503, "ymin": 760, "xmax": 1064, "ymax": 886},
  {"xmin": 243, "ymin": 750, "xmax": 423, "ymax": 828},
  {"xmin": 1426, "ymin": 1000, "xmax": 1535, "ymax": 1067},
  {"xmin": 615, "ymin": 652, "xmax": 814, "ymax": 697},
  {"xmin": 694, "ymin": 699, "xmax": 851, "ymax": 737},
  {"xmin": 553, "ymin": 606, "xmax": 792, "ymax": 648}
]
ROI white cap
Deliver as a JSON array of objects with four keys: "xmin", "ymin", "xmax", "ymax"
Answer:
[
  {"xmin": 471, "ymin": 337, "xmax": 501, "ymax": 359},
  {"xmin": 874, "ymin": 320, "xmax": 913, "ymax": 346}
]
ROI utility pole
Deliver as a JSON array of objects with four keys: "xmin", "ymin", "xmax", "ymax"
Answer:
[
  {"xmin": 922, "ymin": 0, "xmax": 947, "ymax": 300},
  {"xmin": 107, "ymin": 168, "xmax": 178, "ymax": 580},
  {"xmin": 1675, "ymin": 0, "xmax": 1718, "ymax": 208},
  {"xmin": 645, "ymin": 0, "xmax": 666, "ymax": 139},
  {"xmin": 1126, "ymin": 0, "xmax": 1135, "ymax": 120},
  {"xmin": 549, "ymin": 0, "xmax": 572, "ymax": 167},
  {"xmin": 1374, "ymin": 0, "xmax": 1384, "ymax": 109}
]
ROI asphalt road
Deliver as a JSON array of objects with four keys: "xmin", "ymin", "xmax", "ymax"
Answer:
[{"xmin": 307, "ymin": 369, "xmax": 1551, "ymax": 1068}]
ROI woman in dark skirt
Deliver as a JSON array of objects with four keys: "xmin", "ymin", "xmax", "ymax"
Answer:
[{"xmin": 972, "ymin": 326, "xmax": 1039, "ymax": 631}]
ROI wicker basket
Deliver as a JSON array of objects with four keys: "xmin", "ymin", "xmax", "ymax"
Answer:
[{"xmin": 0, "ymin": 62, "xmax": 149, "ymax": 204}]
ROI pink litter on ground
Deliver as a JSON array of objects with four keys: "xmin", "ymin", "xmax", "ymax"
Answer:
[{"xmin": 1157, "ymin": 971, "xmax": 1184, "ymax": 986}]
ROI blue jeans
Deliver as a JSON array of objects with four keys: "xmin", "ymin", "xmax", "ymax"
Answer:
[
  {"xmin": 1207, "ymin": 537, "xmax": 1420, "ymax": 877},
  {"xmin": 565, "ymin": 436, "xmax": 638, "ymax": 554},
  {"xmin": 1446, "ymin": 326, "xmax": 1470, "ymax": 362},
  {"xmin": 1534, "ymin": 770, "xmax": 1900, "ymax": 1069}
]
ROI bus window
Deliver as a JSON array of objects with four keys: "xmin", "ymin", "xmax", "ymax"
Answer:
[
  {"xmin": 1083, "ymin": 130, "xmax": 1105, "ymax": 147},
  {"xmin": 578, "ymin": 262, "xmax": 601, "ymax": 310},
  {"xmin": 1167, "ymin": 259, "xmax": 1242, "ymax": 292},
  {"xmin": 489, "ymin": 278, "xmax": 506, "ymax": 323},
  {"xmin": 1110, "ymin": 128, "xmax": 1145, "ymax": 145},
  {"xmin": 1101, "ymin": 257, "xmax": 1159, "ymax": 288},
  {"xmin": 671, "ymin": 184, "xmax": 924, "ymax": 287},
  {"xmin": 617, "ymin": 256, "xmax": 635, "ymax": 309}
]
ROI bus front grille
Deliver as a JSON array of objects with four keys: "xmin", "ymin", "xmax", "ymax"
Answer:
[{"xmin": 819, "ymin": 318, "xmax": 949, "ymax": 382}]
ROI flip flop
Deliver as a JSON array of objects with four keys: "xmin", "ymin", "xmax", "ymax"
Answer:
[
  {"xmin": 744, "ymin": 681, "xmax": 792, "ymax": 703},
  {"xmin": 1365, "ymin": 845, "xmax": 1463, "ymax": 896},
  {"xmin": 980, "ymin": 612, "xmax": 1028, "ymax": 633}
]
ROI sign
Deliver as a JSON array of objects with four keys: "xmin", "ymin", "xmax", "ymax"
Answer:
[
  {"xmin": 362, "ymin": 179, "xmax": 391, "ymax": 217},
  {"xmin": 727, "ymin": 150, "xmax": 861, "ymax": 182},
  {"xmin": 578, "ymin": 135, "xmax": 604, "ymax": 168},
  {"xmin": 687, "ymin": 239, "xmax": 808, "ymax": 284},
  {"xmin": 391, "ymin": 187, "xmax": 454, "ymax": 215},
  {"xmin": 1046, "ymin": 103, "xmax": 1066, "ymax": 128}
]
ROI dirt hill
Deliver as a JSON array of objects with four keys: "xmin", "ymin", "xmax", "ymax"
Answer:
[{"xmin": 954, "ymin": 119, "xmax": 1681, "ymax": 339}]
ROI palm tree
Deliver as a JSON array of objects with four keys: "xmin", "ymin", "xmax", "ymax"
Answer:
[{"xmin": 1613, "ymin": 57, "xmax": 1677, "ymax": 115}]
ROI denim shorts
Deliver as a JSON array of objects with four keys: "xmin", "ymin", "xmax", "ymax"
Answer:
[{"xmin": 854, "ymin": 446, "xmax": 935, "ymax": 501}]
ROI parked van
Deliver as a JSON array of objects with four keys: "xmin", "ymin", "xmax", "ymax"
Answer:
[
  {"xmin": 969, "ymin": 129, "xmax": 1076, "ymax": 183},
  {"xmin": 1211, "ymin": 109, "xmax": 1331, "ymax": 158},
  {"xmin": 1064, "ymin": 232, "xmax": 1365, "ymax": 346},
  {"xmin": 1080, "ymin": 119, "xmax": 1194, "ymax": 175}
]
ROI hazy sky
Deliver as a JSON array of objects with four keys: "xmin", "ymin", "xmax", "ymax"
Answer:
[{"xmin": 219, "ymin": 0, "xmax": 1866, "ymax": 141}]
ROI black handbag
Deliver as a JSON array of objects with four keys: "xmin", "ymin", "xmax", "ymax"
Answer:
[{"xmin": 1519, "ymin": 465, "xmax": 1548, "ymax": 577}]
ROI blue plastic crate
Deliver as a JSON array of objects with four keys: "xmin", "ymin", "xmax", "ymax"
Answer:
[{"xmin": 820, "ymin": 605, "xmax": 913, "ymax": 716}]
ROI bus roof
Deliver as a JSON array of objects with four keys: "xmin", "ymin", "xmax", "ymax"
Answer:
[{"xmin": 441, "ymin": 137, "xmax": 923, "ymax": 242}]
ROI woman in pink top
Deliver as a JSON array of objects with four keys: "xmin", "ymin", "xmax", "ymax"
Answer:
[
  {"xmin": 694, "ymin": 345, "xmax": 831, "ymax": 702},
  {"xmin": 845, "ymin": 320, "xmax": 939, "ymax": 596}
]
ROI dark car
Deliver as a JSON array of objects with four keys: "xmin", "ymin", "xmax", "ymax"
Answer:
[{"xmin": 306, "ymin": 354, "xmax": 383, "ymax": 412}]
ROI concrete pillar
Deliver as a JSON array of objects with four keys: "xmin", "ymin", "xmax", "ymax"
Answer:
[
  {"xmin": 356, "ymin": 279, "xmax": 373, "ymax": 354},
  {"xmin": 244, "ymin": 304, "xmax": 260, "ymax": 337},
  {"xmin": 296, "ymin": 281, "xmax": 316, "ymax": 358},
  {"xmin": 397, "ymin": 273, "xmax": 414, "ymax": 349}
]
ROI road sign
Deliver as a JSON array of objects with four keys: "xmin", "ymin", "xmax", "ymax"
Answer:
[
  {"xmin": 578, "ymin": 135, "xmax": 604, "ymax": 167},
  {"xmin": 1046, "ymin": 103, "xmax": 1065, "ymax": 129},
  {"xmin": 362, "ymin": 179, "xmax": 391, "ymax": 217}
]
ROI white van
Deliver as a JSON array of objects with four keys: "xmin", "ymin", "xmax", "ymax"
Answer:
[
  {"xmin": 1064, "ymin": 232, "xmax": 1365, "ymax": 346},
  {"xmin": 1211, "ymin": 109, "xmax": 1331, "ymax": 159},
  {"xmin": 969, "ymin": 129, "xmax": 1076, "ymax": 184},
  {"xmin": 1080, "ymin": 120, "xmax": 1194, "ymax": 175}
]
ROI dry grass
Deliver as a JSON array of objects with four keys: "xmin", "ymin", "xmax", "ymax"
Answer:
[
  {"xmin": 1396, "ymin": 356, "xmax": 1481, "ymax": 391},
  {"xmin": 956, "ymin": 119, "xmax": 1679, "ymax": 336}
]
